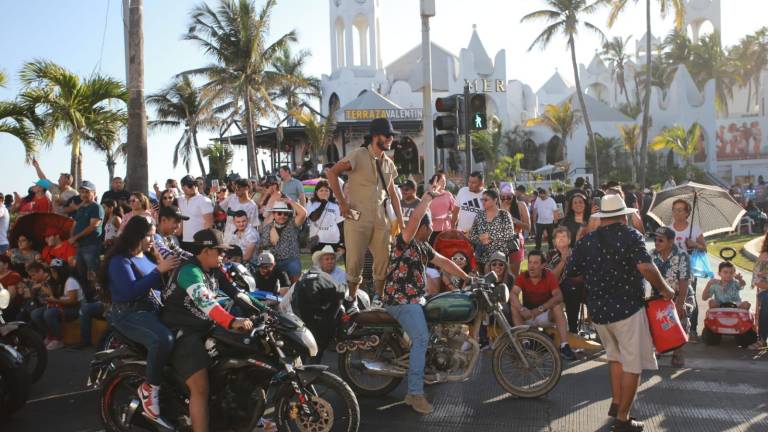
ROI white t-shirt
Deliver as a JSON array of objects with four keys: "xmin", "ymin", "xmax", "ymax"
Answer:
[
  {"xmin": 224, "ymin": 225, "xmax": 259, "ymax": 260},
  {"xmin": 307, "ymin": 201, "xmax": 345, "ymax": 244},
  {"xmin": 0, "ymin": 205, "xmax": 8, "ymax": 246},
  {"xmin": 668, "ymin": 223, "xmax": 703, "ymax": 253},
  {"xmin": 533, "ymin": 196, "xmax": 558, "ymax": 224},
  {"xmin": 178, "ymin": 193, "xmax": 213, "ymax": 242},
  {"xmin": 64, "ymin": 277, "xmax": 84, "ymax": 301},
  {"xmin": 221, "ymin": 195, "xmax": 259, "ymax": 237},
  {"xmin": 455, "ymin": 187, "xmax": 485, "ymax": 232}
]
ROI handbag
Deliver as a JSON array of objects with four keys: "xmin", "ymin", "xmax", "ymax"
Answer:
[{"xmin": 374, "ymin": 157, "xmax": 396, "ymax": 222}]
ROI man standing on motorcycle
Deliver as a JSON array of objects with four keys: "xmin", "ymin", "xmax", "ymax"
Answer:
[
  {"xmin": 381, "ymin": 192, "xmax": 470, "ymax": 414},
  {"xmin": 161, "ymin": 229, "xmax": 254, "ymax": 432}
]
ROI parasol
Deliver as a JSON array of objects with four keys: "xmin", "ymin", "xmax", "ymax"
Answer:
[
  {"xmin": 647, "ymin": 182, "xmax": 746, "ymax": 237},
  {"xmin": 302, "ymin": 178, "xmax": 323, "ymax": 196},
  {"xmin": 9, "ymin": 213, "xmax": 74, "ymax": 249}
]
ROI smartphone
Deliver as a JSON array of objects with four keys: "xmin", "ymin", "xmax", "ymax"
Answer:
[
  {"xmin": 348, "ymin": 209, "xmax": 361, "ymax": 221},
  {"xmin": 211, "ymin": 179, "xmax": 219, "ymax": 190}
]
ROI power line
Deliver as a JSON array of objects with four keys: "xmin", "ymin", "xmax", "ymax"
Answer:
[{"xmin": 93, "ymin": 0, "xmax": 111, "ymax": 74}]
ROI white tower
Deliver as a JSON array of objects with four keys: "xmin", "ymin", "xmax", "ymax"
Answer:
[
  {"xmin": 329, "ymin": 0, "xmax": 382, "ymax": 72},
  {"xmin": 685, "ymin": 0, "xmax": 721, "ymax": 41}
]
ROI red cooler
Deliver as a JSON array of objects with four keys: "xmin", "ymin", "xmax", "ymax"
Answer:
[{"xmin": 645, "ymin": 298, "xmax": 688, "ymax": 353}]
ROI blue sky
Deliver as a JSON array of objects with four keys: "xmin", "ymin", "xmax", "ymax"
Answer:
[{"xmin": 1, "ymin": 0, "xmax": 765, "ymax": 196}]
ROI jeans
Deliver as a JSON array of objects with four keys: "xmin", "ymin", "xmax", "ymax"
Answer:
[
  {"xmin": 276, "ymin": 257, "xmax": 302, "ymax": 278},
  {"xmin": 386, "ymin": 303, "xmax": 428, "ymax": 395},
  {"xmin": 535, "ymin": 223, "xmax": 555, "ymax": 250},
  {"xmin": 758, "ymin": 290, "xmax": 768, "ymax": 342},
  {"xmin": 31, "ymin": 306, "xmax": 78, "ymax": 338},
  {"xmin": 76, "ymin": 243, "xmax": 101, "ymax": 277},
  {"xmin": 79, "ymin": 301, "xmax": 105, "ymax": 345},
  {"xmin": 109, "ymin": 304, "xmax": 174, "ymax": 385}
]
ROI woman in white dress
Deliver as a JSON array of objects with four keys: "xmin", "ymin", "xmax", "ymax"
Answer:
[{"xmin": 306, "ymin": 180, "xmax": 345, "ymax": 253}]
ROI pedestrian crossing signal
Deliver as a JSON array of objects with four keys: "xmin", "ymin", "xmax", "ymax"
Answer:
[
  {"xmin": 469, "ymin": 94, "xmax": 487, "ymax": 131},
  {"xmin": 473, "ymin": 113, "xmax": 487, "ymax": 130}
]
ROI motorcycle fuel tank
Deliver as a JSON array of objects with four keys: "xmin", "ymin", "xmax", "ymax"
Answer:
[{"xmin": 423, "ymin": 291, "xmax": 477, "ymax": 323}]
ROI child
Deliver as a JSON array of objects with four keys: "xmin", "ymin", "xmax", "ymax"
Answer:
[
  {"xmin": 30, "ymin": 259, "xmax": 83, "ymax": 350},
  {"xmin": 702, "ymin": 261, "xmax": 751, "ymax": 310}
]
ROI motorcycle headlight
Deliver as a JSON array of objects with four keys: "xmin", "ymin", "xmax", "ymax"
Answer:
[
  {"xmin": 494, "ymin": 283, "xmax": 509, "ymax": 305},
  {"xmin": 300, "ymin": 328, "xmax": 319, "ymax": 358}
]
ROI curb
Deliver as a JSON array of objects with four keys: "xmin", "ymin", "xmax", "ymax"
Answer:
[{"xmin": 742, "ymin": 236, "xmax": 763, "ymax": 262}]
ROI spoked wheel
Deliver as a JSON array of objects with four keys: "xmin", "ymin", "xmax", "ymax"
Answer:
[
  {"xmin": 338, "ymin": 337, "xmax": 403, "ymax": 397},
  {"xmin": 3, "ymin": 327, "xmax": 47, "ymax": 383},
  {"xmin": 99, "ymin": 363, "xmax": 152, "ymax": 432},
  {"xmin": 492, "ymin": 330, "xmax": 562, "ymax": 398},
  {"xmin": 275, "ymin": 370, "xmax": 360, "ymax": 432}
]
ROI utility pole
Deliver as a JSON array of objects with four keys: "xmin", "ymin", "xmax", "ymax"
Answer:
[
  {"xmin": 126, "ymin": 0, "xmax": 149, "ymax": 193},
  {"xmin": 420, "ymin": 0, "xmax": 435, "ymax": 190}
]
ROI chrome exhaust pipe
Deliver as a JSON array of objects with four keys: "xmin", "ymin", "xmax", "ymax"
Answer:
[{"xmin": 361, "ymin": 359, "xmax": 406, "ymax": 377}]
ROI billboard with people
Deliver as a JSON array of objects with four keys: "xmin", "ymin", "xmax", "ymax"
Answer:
[{"xmin": 716, "ymin": 119, "xmax": 765, "ymax": 160}]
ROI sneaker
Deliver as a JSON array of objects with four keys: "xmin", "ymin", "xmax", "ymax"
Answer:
[
  {"xmin": 46, "ymin": 340, "xmax": 64, "ymax": 351},
  {"xmin": 138, "ymin": 382, "xmax": 162, "ymax": 419},
  {"xmin": 560, "ymin": 344, "xmax": 577, "ymax": 361},
  {"xmin": 608, "ymin": 402, "xmax": 618, "ymax": 418},
  {"xmin": 404, "ymin": 393, "xmax": 434, "ymax": 414},
  {"xmin": 343, "ymin": 297, "xmax": 359, "ymax": 316},
  {"xmin": 612, "ymin": 418, "xmax": 645, "ymax": 432}
]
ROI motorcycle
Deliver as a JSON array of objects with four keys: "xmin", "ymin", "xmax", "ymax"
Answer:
[
  {"xmin": 0, "ymin": 285, "xmax": 47, "ymax": 383},
  {"xmin": 0, "ymin": 287, "xmax": 29, "ymax": 418},
  {"xmin": 89, "ymin": 289, "xmax": 360, "ymax": 432},
  {"xmin": 337, "ymin": 273, "xmax": 563, "ymax": 398}
]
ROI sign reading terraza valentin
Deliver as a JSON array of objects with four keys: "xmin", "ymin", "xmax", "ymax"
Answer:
[{"xmin": 344, "ymin": 108, "xmax": 423, "ymax": 121}]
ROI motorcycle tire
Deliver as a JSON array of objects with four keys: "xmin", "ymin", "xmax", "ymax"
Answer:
[
  {"xmin": 492, "ymin": 330, "xmax": 562, "ymax": 399},
  {"xmin": 3, "ymin": 326, "xmax": 47, "ymax": 383},
  {"xmin": 97, "ymin": 329, "xmax": 124, "ymax": 352},
  {"xmin": 0, "ymin": 351, "xmax": 28, "ymax": 418},
  {"xmin": 275, "ymin": 370, "xmax": 360, "ymax": 432},
  {"xmin": 338, "ymin": 337, "xmax": 403, "ymax": 397},
  {"xmin": 98, "ymin": 363, "xmax": 148, "ymax": 432}
]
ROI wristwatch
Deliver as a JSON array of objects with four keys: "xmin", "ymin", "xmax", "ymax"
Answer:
[{"xmin": 537, "ymin": 306, "xmax": 546, "ymax": 313}]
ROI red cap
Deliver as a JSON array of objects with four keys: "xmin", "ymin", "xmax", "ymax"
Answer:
[{"xmin": 43, "ymin": 227, "xmax": 61, "ymax": 238}]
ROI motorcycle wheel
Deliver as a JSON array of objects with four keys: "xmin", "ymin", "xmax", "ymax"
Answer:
[
  {"xmin": 492, "ymin": 330, "xmax": 562, "ymax": 398},
  {"xmin": 3, "ymin": 326, "xmax": 47, "ymax": 383},
  {"xmin": 97, "ymin": 329, "xmax": 124, "ymax": 352},
  {"xmin": 99, "ymin": 363, "xmax": 152, "ymax": 432},
  {"xmin": 275, "ymin": 370, "xmax": 360, "ymax": 432},
  {"xmin": 0, "ymin": 351, "xmax": 28, "ymax": 418},
  {"xmin": 338, "ymin": 337, "xmax": 403, "ymax": 397}
]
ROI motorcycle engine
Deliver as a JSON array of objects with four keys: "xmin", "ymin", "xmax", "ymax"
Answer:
[{"xmin": 427, "ymin": 324, "xmax": 471, "ymax": 373}]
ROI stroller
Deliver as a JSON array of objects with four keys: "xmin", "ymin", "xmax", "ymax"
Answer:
[{"xmin": 432, "ymin": 230, "xmax": 478, "ymax": 292}]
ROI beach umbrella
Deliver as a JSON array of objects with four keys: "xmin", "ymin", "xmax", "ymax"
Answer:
[
  {"xmin": 10, "ymin": 213, "xmax": 74, "ymax": 249},
  {"xmin": 647, "ymin": 182, "xmax": 745, "ymax": 237}
]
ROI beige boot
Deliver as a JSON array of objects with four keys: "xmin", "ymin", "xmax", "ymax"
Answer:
[{"xmin": 404, "ymin": 393, "xmax": 434, "ymax": 414}]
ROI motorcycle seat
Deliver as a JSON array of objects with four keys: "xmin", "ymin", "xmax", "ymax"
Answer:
[{"xmin": 352, "ymin": 310, "xmax": 399, "ymax": 326}]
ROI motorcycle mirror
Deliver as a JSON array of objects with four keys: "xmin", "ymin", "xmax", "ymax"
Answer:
[
  {"xmin": 0, "ymin": 286, "xmax": 9, "ymax": 310},
  {"xmin": 483, "ymin": 271, "xmax": 498, "ymax": 284}
]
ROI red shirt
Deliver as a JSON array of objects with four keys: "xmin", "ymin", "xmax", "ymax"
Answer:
[
  {"xmin": 41, "ymin": 240, "xmax": 77, "ymax": 264},
  {"xmin": 517, "ymin": 269, "xmax": 559, "ymax": 308},
  {"xmin": 0, "ymin": 271, "xmax": 22, "ymax": 289},
  {"xmin": 33, "ymin": 196, "xmax": 51, "ymax": 213}
]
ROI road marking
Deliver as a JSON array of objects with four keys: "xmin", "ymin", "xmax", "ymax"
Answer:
[
  {"xmin": 28, "ymin": 388, "xmax": 97, "ymax": 403},
  {"xmin": 652, "ymin": 379, "xmax": 766, "ymax": 394},
  {"xmin": 641, "ymin": 402, "xmax": 766, "ymax": 422}
]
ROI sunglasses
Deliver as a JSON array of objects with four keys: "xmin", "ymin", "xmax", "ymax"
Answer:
[
  {"xmin": 451, "ymin": 256, "xmax": 467, "ymax": 262},
  {"xmin": 481, "ymin": 197, "xmax": 494, "ymax": 202},
  {"xmin": 501, "ymin": 196, "xmax": 512, "ymax": 201},
  {"xmin": 490, "ymin": 262, "xmax": 506, "ymax": 267},
  {"xmin": 129, "ymin": 199, "xmax": 139, "ymax": 203},
  {"xmin": 672, "ymin": 208, "xmax": 688, "ymax": 214}
]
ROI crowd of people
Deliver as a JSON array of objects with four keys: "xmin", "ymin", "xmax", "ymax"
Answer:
[{"xmin": 1, "ymin": 117, "xmax": 767, "ymax": 431}]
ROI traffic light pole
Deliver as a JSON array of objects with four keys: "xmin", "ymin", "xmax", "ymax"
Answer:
[
  {"xmin": 420, "ymin": 1, "xmax": 435, "ymax": 191},
  {"xmin": 464, "ymin": 83, "xmax": 471, "ymax": 181}
]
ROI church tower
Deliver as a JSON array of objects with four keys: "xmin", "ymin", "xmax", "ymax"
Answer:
[
  {"xmin": 329, "ymin": 0, "xmax": 382, "ymax": 72},
  {"xmin": 685, "ymin": 0, "xmax": 721, "ymax": 41}
]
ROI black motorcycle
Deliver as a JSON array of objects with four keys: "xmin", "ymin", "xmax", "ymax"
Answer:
[
  {"xmin": 0, "ymin": 285, "xmax": 47, "ymax": 383},
  {"xmin": 89, "ymin": 292, "xmax": 360, "ymax": 432},
  {"xmin": 0, "ymin": 288, "xmax": 29, "ymax": 418}
]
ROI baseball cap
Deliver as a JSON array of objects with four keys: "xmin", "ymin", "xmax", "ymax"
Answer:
[
  {"xmin": 368, "ymin": 117, "xmax": 400, "ymax": 138},
  {"xmin": 653, "ymin": 226, "xmax": 675, "ymax": 240},
  {"xmin": 257, "ymin": 251, "xmax": 276, "ymax": 266},
  {"xmin": 50, "ymin": 258, "xmax": 66, "ymax": 267},
  {"xmin": 192, "ymin": 229, "xmax": 231, "ymax": 250},
  {"xmin": 79, "ymin": 180, "xmax": 96, "ymax": 191},
  {"xmin": 43, "ymin": 227, "xmax": 61, "ymax": 238},
  {"xmin": 35, "ymin": 179, "xmax": 52, "ymax": 190},
  {"xmin": 158, "ymin": 205, "xmax": 189, "ymax": 221},
  {"xmin": 180, "ymin": 175, "xmax": 196, "ymax": 187},
  {"xmin": 399, "ymin": 179, "xmax": 416, "ymax": 190},
  {"xmin": 224, "ymin": 245, "xmax": 243, "ymax": 258}
]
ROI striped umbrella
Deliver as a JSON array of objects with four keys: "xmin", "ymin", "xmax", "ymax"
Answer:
[
  {"xmin": 647, "ymin": 182, "xmax": 745, "ymax": 237},
  {"xmin": 302, "ymin": 178, "xmax": 322, "ymax": 196}
]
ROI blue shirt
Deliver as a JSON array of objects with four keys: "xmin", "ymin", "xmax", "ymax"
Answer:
[
  {"xmin": 565, "ymin": 223, "xmax": 651, "ymax": 324},
  {"xmin": 107, "ymin": 254, "xmax": 162, "ymax": 303},
  {"xmin": 73, "ymin": 202, "xmax": 104, "ymax": 246}
]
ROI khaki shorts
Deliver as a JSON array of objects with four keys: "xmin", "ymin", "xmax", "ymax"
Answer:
[
  {"xmin": 595, "ymin": 308, "xmax": 658, "ymax": 375},
  {"xmin": 525, "ymin": 311, "xmax": 552, "ymax": 327}
]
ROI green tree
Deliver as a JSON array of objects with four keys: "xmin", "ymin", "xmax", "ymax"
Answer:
[
  {"xmin": 605, "ymin": 0, "xmax": 684, "ymax": 189},
  {"xmin": 185, "ymin": 0, "xmax": 297, "ymax": 178},
  {"xmin": 600, "ymin": 35, "xmax": 633, "ymax": 106},
  {"xmin": 146, "ymin": 74, "xmax": 218, "ymax": 177},
  {"xmin": 650, "ymin": 123, "xmax": 702, "ymax": 178},
  {"xmin": 661, "ymin": 30, "xmax": 693, "ymax": 84},
  {"xmin": 19, "ymin": 60, "xmax": 127, "ymax": 186},
  {"xmin": 0, "ymin": 70, "xmax": 6, "ymax": 88},
  {"xmin": 471, "ymin": 123, "xmax": 505, "ymax": 174},
  {"xmin": 271, "ymin": 46, "xmax": 319, "ymax": 122},
  {"xmin": 488, "ymin": 153, "xmax": 525, "ymax": 184},
  {"xmin": 525, "ymin": 98, "xmax": 583, "ymax": 167},
  {"xmin": 203, "ymin": 141, "xmax": 234, "ymax": 179},
  {"xmin": 689, "ymin": 32, "xmax": 738, "ymax": 115},
  {"xmin": 291, "ymin": 108, "xmax": 333, "ymax": 164},
  {"xmin": 522, "ymin": 0, "xmax": 605, "ymax": 184},
  {"xmin": 0, "ymin": 101, "xmax": 38, "ymax": 160},
  {"xmin": 90, "ymin": 125, "xmax": 127, "ymax": 182},
  {"xmin": 618, "ymin": 123, "xmax": 640, "ymax": 182}
]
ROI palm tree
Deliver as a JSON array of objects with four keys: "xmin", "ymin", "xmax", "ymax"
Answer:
[
  {"xmin": 650, "ymin": 123, "xmax": 701, "ymax": 178},
  {"xmin": 521, "ymin": 0, "xmax": 606, "ymax": 184},
  {"xmin": 18, "ymin": 60, "xmax": 127, "ymax": 186},
  {"xmin": 618, "ymin": 123, "xmax": 640, "ymax": 182},
  {"xmin": 661, "ymin": 30, "xmax": 693, "ymax": 84},
  {"xmin": 291, "ymin": 108, "xmax": 333, "ymax": 164},
  {"xmin": 471, "ymin": 122, "xmax": 505, "ymax": 173},
  {"xmin": 0, "ymin": 101, "xmax": 38, "ymax": 160},
  {"xmin": 146, "ymin": 74, "xmax": 218, "ymax": 177},
  {"xmin": 690, "ymin": 32, "xmax": 738, "ymax": 115},
  {"xmin": 526, "ymin": 98, "xmax": 583, "ymax": 170},
  {"xmin": 185, "ymin": 0, "xmax": 297, "ymax": 179},
  {"xmin": 202, "ymin": 141, "xmax": 234, "ymax": 179},
  {"xmin": 126, "ymin": 0, "xmax": 148, "ymax": 194},
  {"xmin": 271, "ymin": 46, "xmax": 320, "ymax": 123},
  {"xmin": 0, "ymin": 70, "xmax": 6, "ymax": 88},
  {"xmin": 605, "ymin": 0, "xmax": 684, "ymax": 189},
  {"xmin": 600, "ymin": 36, "xmax": 633, "ymax": 106}
]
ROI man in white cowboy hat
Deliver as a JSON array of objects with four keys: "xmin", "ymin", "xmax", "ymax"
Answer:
[
  {"xmin": 565, "ymin": 194, "xmax": 674, "ymax": 432},
  {"xmin": 258, "ymin": 198, "xmax": 307, "ymax": 284},
  {"xmin": 312, "ymin": 245, "xmax": 346, "ymax": 285}
]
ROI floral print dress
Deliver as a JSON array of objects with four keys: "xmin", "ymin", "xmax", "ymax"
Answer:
[{"xmin": 468, "ymin": 209, "xmax": 514, "ymax": 264}]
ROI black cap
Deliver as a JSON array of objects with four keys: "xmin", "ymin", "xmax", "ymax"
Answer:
[
  {"xmin": 180, "ymin": 175, "xmax": 196, "ymax": 187},
  {"xmin": 224, "ymin": 245, "xmax": 243, "ymax": 258},
  {"xmin": 159, "ymin": 205, "xmax": 189, "ymax": 221},
  {"xmin": 399, "ymin": 179, "xmax": 416, "ymax": 189},
  {"xmin": 368, "ymin": 117, "xmax": 400, "ymax": 138},
  {"xmin": 653, "ymin": 226, "xmax": 676, "ymax": 240},
  {"xmin": 192, "ymin": 229, "xmax": 231, "ymax": 250},
  {"xmin": 262, "ymin": 175, "xmax": 278, "ymax": 186}
]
